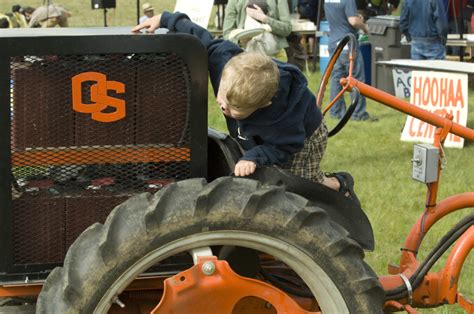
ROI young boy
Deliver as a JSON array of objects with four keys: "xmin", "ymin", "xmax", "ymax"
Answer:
[{"xmin": 132, "ymin": 11, "xmax": 359, "ymax": 206}]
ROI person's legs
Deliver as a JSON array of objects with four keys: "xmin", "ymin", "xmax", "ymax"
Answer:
[
  {"xmin": 329, "ymin": 51, "xmax": 348, "ymax": 119},
  {"xmin": 472, "ymin": 13, "xmax": 474, "ymax": 34},
  {"xmin": 423, "ymin": 41, "xmax": 446, "ymax": 60},
  {"xmin": 412, "ymin": 41, "xmax": 445, "ymax": 60},
  {"xmin": 448, "ymin": 19, "xmax": 461, "ymax": 56},
  {"xmin": 285, "ymin": 122, "xmax": 328, "ymax": 183},
  {"xmin": 411, "ymin": 41, "xmax": 427, "ymax": 60},
  {"xmin": 350, "ymin": 49, "xmax": 368, "ymax": 120},
  {"xmin": 284, "ymin": 122, "xmax": 360, "ymax": 206},
  {"xmin": 40, "ymin": 17, "xmax": 59, "ymax": 28},
  {"xmin": 58, "ymin": 16, "xmax": 69, "ymax": 27}
]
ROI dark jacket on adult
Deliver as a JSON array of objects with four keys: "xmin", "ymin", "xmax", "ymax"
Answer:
[
  {"xmin": 400, "ymin": 0, "xmax": 448, "ymax": 43},
  {"xmin": 160, "ymin": 11, "xmax": 323, "ymax": 167}
]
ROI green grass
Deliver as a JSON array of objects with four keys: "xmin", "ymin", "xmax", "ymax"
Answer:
[
  {"xmin": 2, "ymin": 1, "xmax": 472, "ymax": 312},
  {"xmin": 0, "ymin": 1, "xmax": 176, "ymax": 27},
  {"xmin": 0, "ymin": 0, "xmax": 218, "ymax": 28}
]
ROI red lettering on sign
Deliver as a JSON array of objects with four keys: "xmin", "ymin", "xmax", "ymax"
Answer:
[
  {"xmin": 455, "ymin": 79, "xmax": 464, "ymax": 108},
  {"xmin": 439, "ymin": 78, "xmax": 447, "ymax": 107},
  {"xmin": 409, "ymin": 117, "xmax": 416, "ymax": 137},
  {"xmin": 430, "ymin": 77, "xmax": 439, "ymax": 106},
  {"xmin": 413, "ymin": 77, "xmax": 422, "ymax": 105},
  {"xmin": 422, "ymin": 77, "xmax": 430, "ymax": 106}
]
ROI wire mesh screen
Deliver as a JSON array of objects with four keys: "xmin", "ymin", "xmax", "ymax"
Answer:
[{"xmin": 10, "ymin": 53, "xmax": 192, "ymax": 265}]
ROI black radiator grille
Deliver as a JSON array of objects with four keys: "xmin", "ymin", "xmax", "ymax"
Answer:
[{"xmin": 9, "ymin": 53, "xmax": 192, "ymax": 265}]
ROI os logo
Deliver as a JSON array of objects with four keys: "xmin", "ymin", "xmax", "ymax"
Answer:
[{"xmin": 72, "ymin": 72, "xmax": 126, "ymax": 122}]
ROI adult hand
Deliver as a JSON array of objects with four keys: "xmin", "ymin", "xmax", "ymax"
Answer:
[
  {"xmin": 246, "ymin": 5, "xmax": 268, "ymax": 23},
  {"xmin": 234, "ymin": 160, "xmax": 257, "ymax": 176},
  {"xmin": 132, "ymin": 14, "xmax": 162, "ymax": 33},
  {"xmin": 358, "ymin": 14, "xmax": 369, "ymax": 34}
]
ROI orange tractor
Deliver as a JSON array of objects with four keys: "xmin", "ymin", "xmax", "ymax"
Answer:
[{"xmin": 0, "ymin": 27, "xmax": 472, "ymax": 313}]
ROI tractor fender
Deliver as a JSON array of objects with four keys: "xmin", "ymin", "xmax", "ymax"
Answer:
[
  {"xmin": 207, "ymin": 128, "xmax": 375, "ymax": 251},
  {"xmin": 207, "ymin": 128, "xmax": 244, "ymax": 181}
]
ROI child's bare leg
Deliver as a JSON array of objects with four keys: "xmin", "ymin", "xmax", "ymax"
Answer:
[
  {"xmin": 323, "ymin": 172, "xmax": 361, "ymax": 207},
  {"xmin": 322, "ymin": 175, "xmax": 340, "ymax": 191}
]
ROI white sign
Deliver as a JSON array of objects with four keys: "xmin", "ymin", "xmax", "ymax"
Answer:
[
  {"xmin": 401, "ymin": 71, "xmax": 468, "ymax": 148},
  {"xmin": 319, "ymin": 44, "xmax": 329, "ymax": 58},
  {"xmin": 392, "ymin": 68, "xmax": 411, "ymax": 99},
  {"xmin": 174, "ymin": 0, "xmax": 214, "ymax": 28}
]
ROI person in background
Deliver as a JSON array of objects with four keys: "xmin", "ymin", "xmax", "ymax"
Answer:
[
  {"xmin": 324, "ymin": 0, "xmax": 374, "ymax": 121},
  {"xmin": 297, "ymin": 0, "xmax": 321, "ymax": 56},
  {"xmin": 471, "ymin": 0, "xmax": 474, "ymax": 33},
  {"xmin": 232, "ymin": 1, "xmax": 281, "ymax": 57},
  {"xmin": 223, "ymin": 0, "xmax": 292, "ymax": 60},
  {"xmin": 446, "ymin": 0, "xmax": 468, "ymax": 56},
  {"xmin": 288, "ymin": 0, "xmax": 299, "ymax": 13},
  {"xmin": 28, "ymin": 4, "xmax": 71, "ymax": 28},
  {"xmin": 9, "ymin": 5, "xmax": 28, "ymax": 28},
  {"xmin": 400, "ymin": 0, "xmax": 448, "ymax": 60},
  {"xmin": 139, "ymin": 3, "xmax": 155, "ymax": 24},
  {"xmin": 468, "ymin": 0, "xmax": 474, "ymax": 32},
  {"xmin": 22, "ymin": 6, "xmax": 35, "ymax": 24},
  {"xmin": 366, "ymin": 0, "xmax": 399, "ymax": 16},
  {"xmin": 297, "ymin": 0, "xmax": 320, "ymax": 23},
  {"xmin": 0, "ymin": 14, "xmax": 11, "ymax": 28}
]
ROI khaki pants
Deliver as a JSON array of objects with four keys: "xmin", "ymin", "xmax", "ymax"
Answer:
[{"xmin": 39, "ymin": 17, "xmax": 68, "ymax": 28}]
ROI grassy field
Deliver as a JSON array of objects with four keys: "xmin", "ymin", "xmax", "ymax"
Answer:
[
  {"xmin": 1, "ymin": 1, "xmax": 473, "ymax": 312},
  {"xmin": 0, "ymin": 0, "xmax": 215, "ymax": 28}
]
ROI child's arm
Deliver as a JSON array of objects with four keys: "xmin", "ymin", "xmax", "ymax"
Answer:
[
  {"xmin": 133, "ymin": 12, "xmax": 243, "ymax": 95},
  {"xmin": 240, "ymin": 122, "xmax": 306, "ymax": 168},
  {"xmin": 233, "ymin": 140, "xmax": 302, "ymax": 176},
  {"xmin": 160, "ymin": 12, "xmax": 244, "ymax": 94},
  {"xmin": 234, "ymin": 129, "xmax": 305, "ymax": 176},
  {"xmin": 242, "ymin": 141, "xmax": 302, "ymax": 166}
]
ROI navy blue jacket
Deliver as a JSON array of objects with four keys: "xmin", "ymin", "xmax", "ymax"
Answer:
[
  {"xmin": 161, "ymin": 12, "xmax": 323, "ymax": 167},
  {"xmin": 399, "ymin": 0, "xmax": 448, "ymax": 43}
]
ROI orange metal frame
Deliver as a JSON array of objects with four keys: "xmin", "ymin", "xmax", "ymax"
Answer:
[
  {"xmin": 11, "ymin": 146, "xmax": 190, "ymax": 166},
  {"xmin": 341, "ymin": 76, "xmax": 474, "ymax": 313}
]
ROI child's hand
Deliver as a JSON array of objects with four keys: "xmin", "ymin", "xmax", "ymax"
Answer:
[
  {"xmin": 246, "ymin": 5, "xmax": 268, "ymax": 23},
  {"xmin": 234, "ymin": 160, "xmax": 257, "ymax": 176},
  {"xmin": 132, "ymin": 14, "xmax": 162, "ymax": 33}
]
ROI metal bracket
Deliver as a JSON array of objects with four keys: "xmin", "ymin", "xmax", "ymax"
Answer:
[
  {"xmin": 399, "ymin": 273, "xmax": 413, "ymax": 305},
  {"xmin": 190, "ymin": 247, "xmax": 213, "ymax": 265}
]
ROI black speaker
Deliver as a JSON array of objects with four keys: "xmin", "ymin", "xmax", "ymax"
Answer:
[{"xmin": 91, "ymin": 0, "xmax": 116, "ymax": 9}]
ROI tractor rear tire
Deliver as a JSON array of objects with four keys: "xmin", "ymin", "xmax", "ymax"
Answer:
[{"xmin": 36, "ymin": 177, "xmax": 384, "ymax": 313}]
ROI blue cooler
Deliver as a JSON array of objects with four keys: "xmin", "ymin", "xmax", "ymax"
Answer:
[
  {"xmin": 359, "ymin": 41, "xmax": 372, "ymax": 85},
  {"xmin": 318, "ymin": 20, "xmax": 329, "ymax": 73}
]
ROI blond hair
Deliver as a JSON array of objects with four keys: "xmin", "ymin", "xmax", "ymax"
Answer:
[{"xmin": 222, "ymin": 52, "xmax": 279, "ymax": 112}]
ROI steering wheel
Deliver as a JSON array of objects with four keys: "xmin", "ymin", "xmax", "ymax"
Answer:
[{"xmin": 316, "ymin": 33, "xmax": 361, "ymax": 137}]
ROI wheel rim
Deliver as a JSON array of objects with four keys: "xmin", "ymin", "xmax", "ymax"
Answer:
[
  {"xmin": 316, "ymin": 33, "xmax": 359, "ymax": 137},
  {"xmin": 95, "ymin": 231, "xmax": 350, "ymax": 314}
]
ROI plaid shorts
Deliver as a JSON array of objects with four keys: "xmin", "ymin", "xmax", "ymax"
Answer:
[{"xmin": 283, "ymin": 122, "xmax": 328, "ymax": 183}]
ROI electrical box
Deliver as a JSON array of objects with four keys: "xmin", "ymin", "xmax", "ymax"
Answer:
[{"xmin": 412, "ymin": 144, "xmax": 439, "ymax": 183}]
